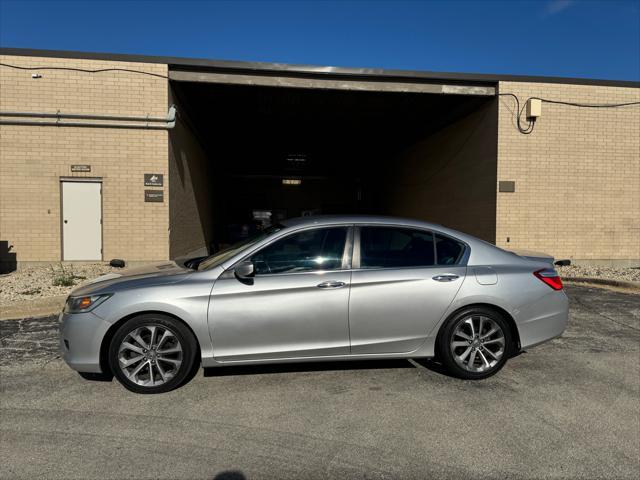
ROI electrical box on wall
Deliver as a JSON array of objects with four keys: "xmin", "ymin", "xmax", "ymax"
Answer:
[{"xmin": 526, "ymin": 98, "xmax": 542, "ymax": 119}]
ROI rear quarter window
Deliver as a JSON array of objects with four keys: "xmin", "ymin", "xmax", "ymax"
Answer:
[{"xmin": 435, "ymin": 234, "xmax": 465, "ymax": 265}]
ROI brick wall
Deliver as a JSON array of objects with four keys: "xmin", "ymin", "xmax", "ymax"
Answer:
[
  {"xmin": 0, "ymin": 55, "xmax": 170, "ymax": 267},
  {"xmin": 497, "ymin": 82, "xmax": 640, "ymax": 265}
]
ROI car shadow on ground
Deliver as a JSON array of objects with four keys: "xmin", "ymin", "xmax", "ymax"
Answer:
[
  {"xmin": 203, "ymin": 358, "xmax": 419, "ymax": 377},
  {"xmin": 201, "ymin": 353, "xmax": 529, "ymax": 379},
  {"xmin": 212, "ymin": 470, "xmax": 246, "ymax": 480},
  {"xmin": 75, "ymin": 353, "xmax": 524, "ymax": 384}
]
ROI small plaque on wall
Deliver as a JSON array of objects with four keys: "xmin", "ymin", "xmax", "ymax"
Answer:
[
  {"xmin": 71, "ymin": 164, "xmax": 91, "ymax": 173},
  {"xmin": 499, "ymin": 181, "xmax": 516, "ymax": 192},
  {"xmin": 144, "ymin": 190, "xmax": 164, "ymax": 202},
  {"xmin": 144, "ymin": 174, "xmax": 163, "ymax": 187}
]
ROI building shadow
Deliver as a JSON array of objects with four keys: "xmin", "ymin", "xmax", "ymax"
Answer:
[
  {"xmin": 0, "ymin": 240, "xmax": 17, "ymax": 274},
  {"xmin": 204, "ymin": 358, "xmax": 416, "ymax": 377}
]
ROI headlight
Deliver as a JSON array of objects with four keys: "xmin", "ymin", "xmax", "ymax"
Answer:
[{"xmin": 64, "ymin": 294, "xmax": 112, "ymax": 313}]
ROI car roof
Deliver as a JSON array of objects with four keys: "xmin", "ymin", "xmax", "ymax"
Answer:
[{"xmin": 281, "ymin": 215, "xmax": 443, "ymax": 230}]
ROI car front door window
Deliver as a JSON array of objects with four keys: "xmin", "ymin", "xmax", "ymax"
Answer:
[{"xmin": 251, "ymin": 227, "xmax": 348, "ymax": 275}]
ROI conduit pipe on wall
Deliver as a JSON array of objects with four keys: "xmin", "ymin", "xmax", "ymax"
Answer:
[{"xmin": 0, "ymin": 105, "xmax": 177, "ymax": 129}]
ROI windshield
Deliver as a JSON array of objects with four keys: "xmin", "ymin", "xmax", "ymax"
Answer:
[{"xmin": 197, "ymin": 224, "xmax": 285, "ymax": 271}]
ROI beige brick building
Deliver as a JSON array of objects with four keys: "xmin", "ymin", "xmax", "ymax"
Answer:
[
  {"xmin": 496, "ymin": 82, "xmax": 639, "ymax": 264},
  {"xmin": 1, "ymin": 53, "xmax": 169, "ymax": 268},
  {"xmin": 1, "ymin": 48, "xmax": 638, "ymax": 270}
]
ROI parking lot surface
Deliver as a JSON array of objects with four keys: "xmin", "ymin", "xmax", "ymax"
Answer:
[{"xmin": 1, "ymin": 285, "xmax": 638, "ymax": 479}]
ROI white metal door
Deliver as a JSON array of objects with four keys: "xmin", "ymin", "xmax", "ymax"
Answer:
[{"xmin": 62, "ymin": 181, "xmax": 102, "ymax": 261}]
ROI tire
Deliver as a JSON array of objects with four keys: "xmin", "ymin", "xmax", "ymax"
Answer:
[
  {"xmin": 108, "ymin": 313, "xmax": 198, "ymax": 394},
  {"xmin": 437, "ymin": 307, "xmax": 513, "ymax": 380}
]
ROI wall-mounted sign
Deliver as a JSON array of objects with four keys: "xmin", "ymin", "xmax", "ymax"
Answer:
[
  {"xmin": 71, "ymin": 164, "xmax": 91, "ymax": 173},
  {"xmin": 144, "ymin": 190, "xmax": 164, "ymax": 202},
  {"xmin": 282, "ymin": 178, "xmax": 302, "ymax": 185},
  {"xmin": 285, "ymin": 154, "xmax": 307, "ymax": 172},
  {"xmin": 144, "ymin": 173, "xmax": 163, "ymax": 187},
  {"xmin": 499, "ymin": 181, "xmax": 516, "ymax": 193},
  {"xmin": 286, "ymin": 154, "xmax": 307, "ymax": 164}
]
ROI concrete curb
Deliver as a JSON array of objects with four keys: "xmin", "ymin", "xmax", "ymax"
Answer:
[
  {"xmin": 564, "ymin": 277, "xmax": 640, "ymax": 291},
  {"xmin": 0, "ymin": 295, "xmax": 66, "ymax": 321}
]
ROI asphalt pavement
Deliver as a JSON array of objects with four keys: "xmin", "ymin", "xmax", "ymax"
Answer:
[{"xmin": 1, "ymin": 285, "xmax": 638, "ymax": 479}]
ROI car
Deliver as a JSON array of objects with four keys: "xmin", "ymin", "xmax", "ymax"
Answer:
[{"xmin": 59, "ymin": 215, "xmax": 569, "ymax": 394}]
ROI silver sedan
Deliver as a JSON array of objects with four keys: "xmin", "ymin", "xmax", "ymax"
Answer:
[{"xmin": 60, "ymin": 216, "xmax": 568, "ymax": 393}]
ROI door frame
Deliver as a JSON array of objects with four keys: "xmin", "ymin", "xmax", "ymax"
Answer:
[
  {"xmin": 210, "ymin": 225, "xmax": 355, "ymax": 361},
  {"xmin": 59, "ymin": 177, "xmax": 104, "ymax": 261},
  {"xmin": 348, "ymin": 224, "xmax": 469, "ymax": 354}
]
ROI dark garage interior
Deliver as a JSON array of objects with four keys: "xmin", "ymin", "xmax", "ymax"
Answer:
[{"xmin": 168, "ymin": 78, "xmax": 498, "ymax": 258}]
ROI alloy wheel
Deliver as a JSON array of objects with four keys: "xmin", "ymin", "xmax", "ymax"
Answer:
[
  {"xmin": 117, "ymin": 324, "xmax": 183, "ymax": 387},
  {"xmin": 450, "ymin": 315, "xmax": 505, "ymax": 373}
]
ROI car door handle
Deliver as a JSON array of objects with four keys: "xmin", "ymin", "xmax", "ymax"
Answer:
[
  {"xmin": 432, "ymin": 274, "xmax": 459, "ymax": 282},
  {"xmin": 317, "ymin": 281, "xmax": 346, "ymax": 289}
]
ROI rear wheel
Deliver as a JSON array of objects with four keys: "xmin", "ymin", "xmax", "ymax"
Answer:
[
  {"xmin": 437, "ymin": 307, "xmax": 512, "ymax": 380},
  {"xmin": 108, "ymin": 314, "xmax": 198, "ymax": 394}
]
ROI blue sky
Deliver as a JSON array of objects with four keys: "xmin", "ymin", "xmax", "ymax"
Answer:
[{"xmin": 1, "ymin": 0, "xmax": 639, "ymax": 81}]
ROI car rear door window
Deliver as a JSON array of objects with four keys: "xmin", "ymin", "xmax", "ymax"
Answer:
[
  {"xmin": 435, "ymin": 234, "xmax": 465, "ymax": 265},
  {"xmin": 359, "ymin": 227, "xmax": 435, "ymax": 268},
  {"xmin": 251, "ymin": 227, "xmax": 348, "ymax": 275}
]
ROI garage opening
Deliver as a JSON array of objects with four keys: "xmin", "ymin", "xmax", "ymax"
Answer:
[{"xmin": 168, "ymin": 74, "xmax": 498, "ymax": 258}]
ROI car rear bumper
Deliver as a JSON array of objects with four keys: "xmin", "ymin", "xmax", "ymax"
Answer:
[
  {"xmin": 59, "ymin": 310, "xmax": 110, "ymax": 373},
  {"xmin": 517, "ymin": 291, "xmax": 569, "ymax": 349}
]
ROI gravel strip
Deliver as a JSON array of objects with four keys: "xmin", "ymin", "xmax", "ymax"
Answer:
[
  {"xmin": 0, "ymin": 263, "xmax": 116, "ymax": 306},
  {"xmin": 557, "ymin": 265, "xmax": 640, "ymax": 283}
]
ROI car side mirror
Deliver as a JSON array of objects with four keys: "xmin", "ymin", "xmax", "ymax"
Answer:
[{"xmin": 234, "ymin": 260, "xmax": 255, "ymax": 284}]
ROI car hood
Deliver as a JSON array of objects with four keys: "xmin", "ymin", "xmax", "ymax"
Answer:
[{"xmin": 70, "ymin": 261, "xmax": 192, "ymax": 296}]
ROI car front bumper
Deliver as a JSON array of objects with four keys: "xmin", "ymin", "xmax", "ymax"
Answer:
[{"xmin": 59, "ymin": 310, "xmax": 111, "ymax": 373}]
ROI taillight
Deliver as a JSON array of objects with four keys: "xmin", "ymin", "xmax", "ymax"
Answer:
[{"xmin": 534, "ymin": 268, "xmax": 563, "ymax": 290}]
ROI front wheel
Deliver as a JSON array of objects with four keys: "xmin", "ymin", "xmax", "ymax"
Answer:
[
  {"xmin": 108, "ymin": 314, "xmax": 198, "ymax": 394},
  {"xmin": 437, "ymin": 307, "xmax": 513, "ymax": 380}
]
